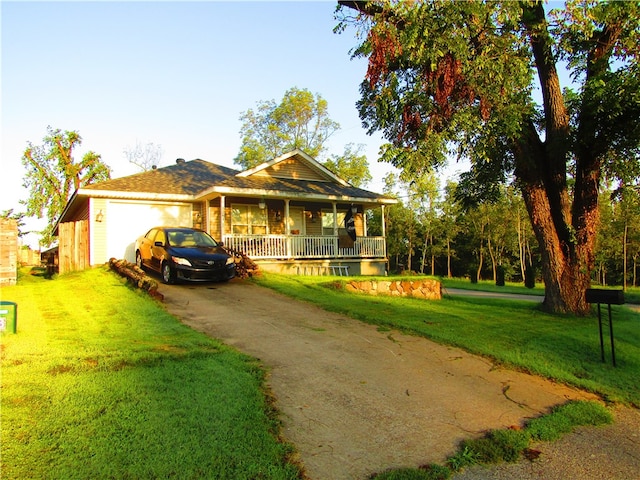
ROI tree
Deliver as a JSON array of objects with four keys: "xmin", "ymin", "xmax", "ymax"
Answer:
[
  {"xmin": 235, "ymin": 87, "xmax": 341, "ymax": 169},
  {"xmin": 123, "ymin": 140, "xmax": 164, "ymax": 172},
  {"xmin": 21, "ymin": 127, "xmax": 111, "ymax": 245},
  {"xmin": 324, "ymin": 143, "xmax": 373, "ymax": 187},
  {"xmin": 438, "ymin": 182, "xmax": 462, "ymax": 278},
  {"xmin": 612, "ymin": 185, "xmax": 640, "ymax": 289},
  {"xmin": 337, "ymin": 1, "xmax": 640, "ymax": 314},
  {"xmin": 380, "ymin": 172, "xmax": 421, "ymax": 272},
  {"xmin": 595, "ymin": 190, "xmax": 618, "ymax": 285}
]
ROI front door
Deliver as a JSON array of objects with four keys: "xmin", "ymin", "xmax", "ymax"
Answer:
[{"xmin": 288, "ymin": 207, "xmax": 305, "ymax": 235}]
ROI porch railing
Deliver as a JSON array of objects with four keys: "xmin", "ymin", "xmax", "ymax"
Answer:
[{"xmin": 222, "ymin": 234, "xmax": 386, "ymax": 260}]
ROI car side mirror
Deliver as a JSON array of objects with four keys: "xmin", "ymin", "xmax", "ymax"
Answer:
[
  {"xmin": 154, "ymin": 241, "xmax": 164, "ymax": 247},
  {"xmin": 218, "ymin": 242, "xmax": 224, "ymax": 247}
]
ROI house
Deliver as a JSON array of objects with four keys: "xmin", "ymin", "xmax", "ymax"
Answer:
[{"xmin": 55, "ymin": 150, "xmax": 397, "ymax": 275}]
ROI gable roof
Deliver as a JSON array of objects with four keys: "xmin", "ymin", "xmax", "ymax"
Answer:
[
  {"xmin": 78, "ymin": 152, "xmax": 396, "ymax": 205},
  {"xmin": 238, "ymin": 149, "xmax": 349, "ymax": 186}
]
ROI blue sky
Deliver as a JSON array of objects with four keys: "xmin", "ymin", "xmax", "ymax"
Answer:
[{"xmin": 4, "ymin": 1, "xmax": 428, "ymax": 246}]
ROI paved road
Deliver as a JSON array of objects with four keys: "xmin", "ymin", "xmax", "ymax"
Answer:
[{"xmin": 445, "ymin": 288, "xmax": 640, "ymax": 313}]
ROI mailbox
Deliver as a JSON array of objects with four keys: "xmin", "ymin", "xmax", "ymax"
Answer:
[
  {"xmin": 585, "ymin": 289, "xmax": 624, "ymax": 305},
  {"xmin": 585, "ymin": 289, "xmax": 624, "ymax": 367}
]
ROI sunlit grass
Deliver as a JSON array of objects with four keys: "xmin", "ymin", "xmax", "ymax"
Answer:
[
  {"xmin": 440, "ymin": 276, "xmax": 546, "ymax": 296},
  {"xmin": 253, "ymin": 273, "xmax": 640, "ymax": 405},
  {"xmin": 1, "ymin": 267, "xmax": 302, "ymax": 479}
]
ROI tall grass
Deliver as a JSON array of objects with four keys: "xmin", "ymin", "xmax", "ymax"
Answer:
[
  {"xmin": 1, "ymin": 267, "xmax": 302, "ymax": 479},
  {"xmin": 253, "ymin": 274, "xmax": 640, "ymax": 405}
]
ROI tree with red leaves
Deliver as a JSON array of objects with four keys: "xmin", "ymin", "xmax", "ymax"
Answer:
[{"xmin": 337, "ymin": 0, "xmax": 640, "ymax": 314}]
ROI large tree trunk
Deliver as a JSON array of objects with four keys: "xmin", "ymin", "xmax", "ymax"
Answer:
[
  {"xmin": 520, "ymin": 178, "xmax": 593, "ymax": 314},
  {"xmin": 515, "ymin": 3, "xmax": 599, "ymax": 314}
]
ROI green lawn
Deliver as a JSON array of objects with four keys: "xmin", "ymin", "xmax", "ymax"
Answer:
[
  {"xmin": 253, "ymin": 273, "xmax": 640, "ymax": 405},
  {"xmin": 2, "ymin": 267, "xmax": 638, "ymax": 479},
  {"xmin": 1, "ymin": 267, "xmax": 302, "ymax": 479},
  {"xmin": 438, "ymin": 276, "xmax": 640, "ymax": 304}
]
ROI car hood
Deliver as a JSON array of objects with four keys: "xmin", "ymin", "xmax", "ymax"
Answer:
[{"xmin": 168, "ymin": 246, "xmax": 230, "ymax": 259}]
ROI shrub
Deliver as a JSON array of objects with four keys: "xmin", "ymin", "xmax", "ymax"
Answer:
[
  {"xmin": 524, "ymin": 262, "xmax": 535, "ymax": 289},
  {"xmin": 469, "ymin": 265, "xmax": 478, "ymax": 284}
]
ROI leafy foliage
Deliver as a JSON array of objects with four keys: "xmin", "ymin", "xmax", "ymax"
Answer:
[
  {"xmin": 324, "ymin": 143, "xmax": 373, "ymax": 187},
  {"xmin": 336, "ymin": 0, "xmax": 640, "ymax": 313},
  {"xmin": 234, "ymin": 87, "xmax": 340, "ymax": 169},
  {"xmin": 20, "ymin": 126, "xmax": 111, "ymax": 245}
]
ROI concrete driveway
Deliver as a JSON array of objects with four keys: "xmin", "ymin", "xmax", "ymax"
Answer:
[{"xmin": 159, "ymin": 279, "xmax": 638, "ymax": 480}]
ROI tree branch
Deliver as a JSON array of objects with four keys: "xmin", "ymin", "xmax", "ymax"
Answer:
[{"xmin": 23, "ymin": 148, "xmax": 63, "ymax": 200}]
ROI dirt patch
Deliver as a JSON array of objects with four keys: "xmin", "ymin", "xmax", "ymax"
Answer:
[{"xmin": 159, "ymin": 280, "xmax": 637, "ymax": 480}]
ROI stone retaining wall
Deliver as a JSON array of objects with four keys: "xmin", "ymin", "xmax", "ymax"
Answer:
[{"xmin": 345, "ymin": 279, "xmax": 442, "ymax": 300}]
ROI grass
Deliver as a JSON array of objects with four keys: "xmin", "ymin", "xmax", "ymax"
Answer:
[
  {"xmin": 439, "ymin": 277, "xmax": 546, "ymax": 296},
  {"xmin": 438, "ymin": 276, "xmax": 640, "ymax": 304},
  {"xmin": 252, "ymin": 273, "xmax": 631, "ymax": 478},
  {"xmin": 369, "ymin": 400, "xmax": 613, "ymax": 479},
  {"xmin": 450, "ymin": 400, "xmax": 612, "ymax": 469},
  {"xmin": 1, "ymin": 267, "xmax": 302, "ymax": 479},
  {"xmin": 2, "ymin": 268, "xmax": 636, "ymax": 479},
  {"xmin": 253, "ymin": 273, "xmax": 640, "ymax": 405}
]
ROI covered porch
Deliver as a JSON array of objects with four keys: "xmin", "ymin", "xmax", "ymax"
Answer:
[{"xmin": 202, "ymin": 194, "xmax": 392, "ymax": 275}]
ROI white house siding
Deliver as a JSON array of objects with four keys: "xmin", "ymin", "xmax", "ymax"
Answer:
[
  {"xmin": 105, "ymin": 200, "xmax": 192, "ymax": 263},
  {"xmin": 90, "ymin": 197, "xmax": 108, "ymax": 266}
]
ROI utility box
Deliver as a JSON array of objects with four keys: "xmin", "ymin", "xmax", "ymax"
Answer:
[{"xmin": 0, "ymin": 301, "xmax": 17, "ymax": 334}]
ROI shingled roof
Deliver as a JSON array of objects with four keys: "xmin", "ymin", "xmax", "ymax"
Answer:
[
  {"xmin": 81, "ymin": 157, "xmax": 395, "ymax": 203},
  {"xmin": 84, "ymin": 160, "xmax": 240, "ymax": 196}
]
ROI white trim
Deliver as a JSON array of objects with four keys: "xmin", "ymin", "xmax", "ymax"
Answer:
[
  {"xmin": 220, "ymin": 196, "xmax": 226, "ymax": 238},
  {"xmin": 77, "ymin": 188, "xmax": 193, "ymax": 202}
]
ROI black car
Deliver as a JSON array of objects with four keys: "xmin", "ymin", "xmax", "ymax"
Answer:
[{"xmin": 135, "ymin": 227, "xmax": 236, "ymax": 284}]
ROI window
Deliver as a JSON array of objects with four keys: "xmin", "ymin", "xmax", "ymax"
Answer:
[
  {"xmin": 154, "ymin": 229, "xmax": 166, "ymax": 245},
  {"xmin": 232, "ymin": 204, "xmax": 268, "ymax": 235},
  {"xmin": 322, "ymin": 211, "xmax": 347, "ymax": 236}
]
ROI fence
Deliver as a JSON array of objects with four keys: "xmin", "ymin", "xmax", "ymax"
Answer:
[
  {"xmin": 223, "ymin": 234, "xmax": 386, "ymax": 260},
  {"xmin": 0, "ymin": 218, "xmax": 18, "ymax": 286},
  {"xmin": 58, "ymin": 220, "xmax": 89, "ymax": 274}
]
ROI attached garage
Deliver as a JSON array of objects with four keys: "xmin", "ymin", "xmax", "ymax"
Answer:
[{"xmin": 105, "ymin": 200, "xmax": 192, "ymax": 263}]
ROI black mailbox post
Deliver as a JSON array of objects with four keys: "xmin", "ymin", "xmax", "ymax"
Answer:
[{"xmin": 585, "ymin": 288, "xmax": 624, "ymax": 367}]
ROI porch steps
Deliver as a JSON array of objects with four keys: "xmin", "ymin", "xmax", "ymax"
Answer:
[{"xmin": 297, "ymin": 265, "xmax": 349, "ymax": 276}]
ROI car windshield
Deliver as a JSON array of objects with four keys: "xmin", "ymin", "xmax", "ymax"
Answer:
[{"xmin": 167, "ymin": 230, "xmax": 218, "ymax": 248}]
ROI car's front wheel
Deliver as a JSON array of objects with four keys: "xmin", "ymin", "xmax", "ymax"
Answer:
[{"xmin": 161, "ymin": 262, "xmax": 175, "ymax": 284}]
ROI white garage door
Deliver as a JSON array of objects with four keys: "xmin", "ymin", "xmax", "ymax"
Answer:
[{"xmin": 106, "ymin": 201, "xmax": 192, "ymax": 262}]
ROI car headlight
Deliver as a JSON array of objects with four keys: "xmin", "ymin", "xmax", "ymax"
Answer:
[
  {"xmin": 226, "ymin": 256, "xmax": 235, "ymax": 266},
  {"xmin": 171, "ymin": 256, "xmax": 192, "ymax": 266}
]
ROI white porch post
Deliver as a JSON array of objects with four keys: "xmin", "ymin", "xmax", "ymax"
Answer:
[
  {"xmin": 220, "ymin": 195, "xmax": 226, "ymax": 240},
  {"xmin": 285, "ymin": 199, "xmax": 291, "ymax": 257},
  {"xmin": 363, "ymin": 208, "xmax": 368, "ymax": 236},
  {"xmin": 381, "ymin": 205, "xmax": 386, "ymax": 237},
  {"xmin": 332, "ymin": 202, "xmax": 338, "ymax": 235},
  {"xmin": 284, "ymin": 199, "xmax": 290, "ymax": 230},
  {"xmin": 205, "ymin": 200, "xmax": 210, "ymax": 234}
]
